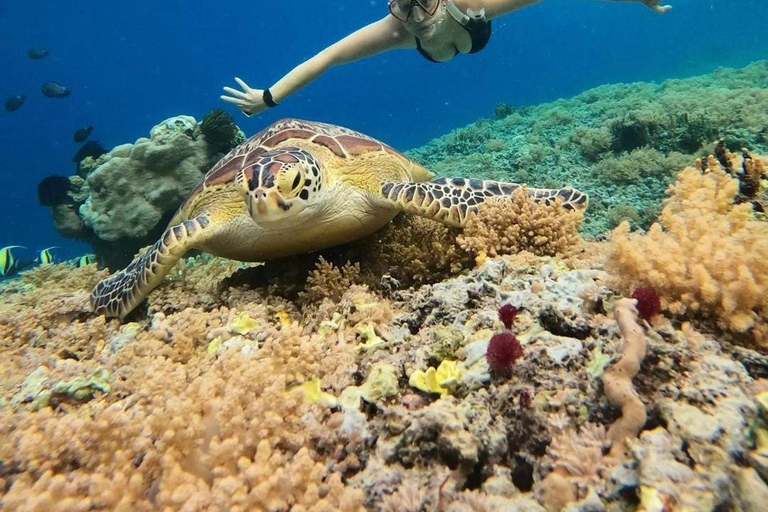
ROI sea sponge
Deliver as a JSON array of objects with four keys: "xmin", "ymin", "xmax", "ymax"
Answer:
[
  {"xmin": 603, "ymin": 298, "xmax": 647, "ymax": 458},
  {"xmin": 608, "ymin": 157, "xmax": 768, "ymax": 338},
  {"xmin": 458, "ymin": 190, "xmax": 584, "ymax": 258}
]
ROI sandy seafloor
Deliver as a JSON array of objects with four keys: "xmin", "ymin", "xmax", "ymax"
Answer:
[{"xmin": 2, "ymin": 66, "xmax": 768, "ymax": 511}]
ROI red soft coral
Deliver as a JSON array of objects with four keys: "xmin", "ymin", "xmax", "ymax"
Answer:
[
  {"xmin": 498, "ymin": 304, "xmax": 519, "ymax": 330},
  {"xmin": 487, "ymin": 332, "xmax": 523, "ymax": 374},
  {"xmin": 631, "ymin": 287, "xmax": 661, "ymax": 322}
]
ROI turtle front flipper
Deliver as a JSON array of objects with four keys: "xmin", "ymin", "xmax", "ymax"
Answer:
[
  {"xmin": 90, "ymin": 215, "xmax": 212, "ymax": 319},
  {"xmin": 380, "ymin": 177, "xmax": 588, "ymax": 227}
]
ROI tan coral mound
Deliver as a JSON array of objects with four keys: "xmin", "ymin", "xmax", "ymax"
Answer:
[
  {"xmin": 609, "ymin": 156, "xmax": 768, "ymax": 338},
  {"xmin": 458, "ymin": 189, "xmax": 584, "ymax": 258},
  {"xmin": 0, "ymin": 308, "xmax": 364, "ymax": 511}
]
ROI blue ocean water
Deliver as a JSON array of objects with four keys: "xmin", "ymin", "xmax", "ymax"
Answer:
[{"xmin": 0, "ymin": 0, "xmax": 766, "ymax": 263}]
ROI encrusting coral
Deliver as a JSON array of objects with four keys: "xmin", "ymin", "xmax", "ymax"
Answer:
[{"xmin": 608, "ymin": 154, "xmax": 768, "ymax": 343}]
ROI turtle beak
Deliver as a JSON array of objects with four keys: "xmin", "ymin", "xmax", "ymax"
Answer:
[{"xmin": 248, "ymin": 187, "xmax": 291, "ymax": 223}]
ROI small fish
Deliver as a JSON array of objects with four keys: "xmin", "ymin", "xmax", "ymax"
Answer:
[
  {"xmin": 75, "ymin": 254, "xmax": 96, "ymax": 267},
  {"xmin": 73, "ymin": 125, "xmax": 94, "ymax": 143},
  {"xmin": 27, "ymin": 48, "xmax": 49, "ymax": 59},
  {"xmin": 4, "ymin": 95, "xmax": 25, "ymax": 112},
  {"xmin": 73, "ymin": 140, "xmax": 107, "ymax": 165},
  {"xmin": 37, "ymin": 175, "xmax": 73, "ymax": 207},
  {"xmin": 1, "ymin": 246, "xmax": 26, "ymax": 277},
  {"xmin": 41, "ymin": 81, "xmax": 70, "ymax": 98},
  {"xmin": 36, "ymin": 247, "xmax": 59, "ymax": 265}
]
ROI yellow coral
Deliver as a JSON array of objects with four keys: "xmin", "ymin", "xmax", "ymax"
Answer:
[
  {"xmin": 608, "ymin": 159, "xmax": 768, "ymax": 338},
  {"xmin": 339, "ymin": 364, "xmax": 399, "ymax": 408},
  {"xmin": 300, "ymin": 378, "xmax": 339, "ymax": 408},
  {"xmin": 228, "ymin": 311, "xmax": 259, "ymax": 334},
  {"xmin": 408, "ymin": 360, "xmax": 462, "ymax": 396}
]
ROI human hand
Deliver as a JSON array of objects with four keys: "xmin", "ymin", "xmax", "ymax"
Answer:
[
  {"xmin": 221, "ymin": 77, "xmax": 268, "ymax": 117},
  {"xmin": 634, "ymin": 0, "xmax": 672, "ymax": 13}
]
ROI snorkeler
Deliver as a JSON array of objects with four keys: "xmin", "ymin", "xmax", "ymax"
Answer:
[{"xmin": 222, "ymin": 0, "xmax": 671, "ymax": 116}]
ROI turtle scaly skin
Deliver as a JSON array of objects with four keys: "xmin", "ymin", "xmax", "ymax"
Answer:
[{"xmin": 91, "ymin": 118, "xmax": 587, "ymax": 319}]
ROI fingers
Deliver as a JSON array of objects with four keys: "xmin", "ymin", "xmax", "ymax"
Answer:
[
  {"xmin": 234, "ymin": 77, "xmax": 253, "ymax": 92},
  {"xmin": 220, "ymin": 95, "xmax": 247, "ymax": 107},
  {"xmin": 222, "ymin": 86, "xmax": 248, "ymax": 99},
  {"xmin": 221, "ymin": 77, "xmax": 263, "ymax": 117},
  {"xmin": 648, "ymin": 1, "xmax": 672, "ymax": 12}
]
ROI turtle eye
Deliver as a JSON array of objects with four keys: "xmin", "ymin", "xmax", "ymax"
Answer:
[{"xmin": 277, "ymin": 166, "xmax": 304, "ymax": 198}]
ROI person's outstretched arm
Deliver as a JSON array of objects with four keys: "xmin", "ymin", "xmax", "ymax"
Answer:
[
  {"xmin": 475, "ymin": 0, "xmax": 671, "ymax": 18},
  {"xmin": 222, "ymin": 16, "xmax": 413, "ymax": 117}
]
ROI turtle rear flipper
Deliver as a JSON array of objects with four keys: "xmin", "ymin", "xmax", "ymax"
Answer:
[
  {"xmin": 90, "ymin": 215, "xmax": 212, "ymax": 318},
  {"xmin": 380, "ymin": 177, "xmax": 588, "ymax": 227}
]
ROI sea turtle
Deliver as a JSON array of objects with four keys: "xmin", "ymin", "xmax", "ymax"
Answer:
[{"xmin": 91, "ymin": 118, "xmax": 587, "ymax": 318}]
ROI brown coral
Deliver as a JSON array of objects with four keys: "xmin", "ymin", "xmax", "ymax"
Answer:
[
  {"xmin": 300, "ymin": 257, "xmax": 363, "ymax": 304},
  {"xmin": 458, "ymin": 190, "xmax": 584, "ymax": 259},
  {"xmin": 608, "ymin": 157, "xmax": 768, "ymax": 340}
]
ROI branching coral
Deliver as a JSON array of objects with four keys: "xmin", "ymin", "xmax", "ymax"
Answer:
[
  {"xmin": 458, "ymin": 190, "xmax": 584, "ymax": 258},
  {"xmin": 536, "ymin": 423, "xmax": 609, "ymax": 510},
  {"xmin": 363, "ymin": 214, "xmax": 471, "ymax": 288},
  {"xmin": 0, "ymin": 303, "xmax": 365, "ymax": 511},
  {"xmin": 608, "ymin": 156, "xmax": 768, "ymax": 340},
  {"xmin": 300, "ymin": 257, "xmax": 363, "ymax": 304}
]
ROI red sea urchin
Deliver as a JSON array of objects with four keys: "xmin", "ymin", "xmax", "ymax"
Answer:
[
  {"xmin": 631, "ymin": 286, "xmax": 661, "ymax": 322},
  {"xmin": 487, "ymin": 332, "xmax": 524, "ymax": 374},
  {"xmin": 498, "ymin": 304, "xmax": 519, "ymax": 329}
]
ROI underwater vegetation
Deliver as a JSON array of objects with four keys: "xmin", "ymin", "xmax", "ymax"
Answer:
[
  {"xmin": 408, "ymin": 60, "xmax": 768, "ymax": 235},
  {"xmin": 2, "ymin": 60, "xmax": 767, "ymax": 511},
  {"xmin": 199, "ymin": 108, "xmax": 246, "ymax": 153},
  {"xmin": 1, "ymin": 140, "xmax": 767, "ymax": 510}
]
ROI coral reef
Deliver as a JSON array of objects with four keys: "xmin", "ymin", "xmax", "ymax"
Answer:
[
  {"xmin": 45, "ymin": 115, "xmax": 241, "ymax": 269},
  {"xmin": 7, "ymin": 63, "xmax": 768, "ymax": 512},
  {"xmin": 408, "ymin": 60, "xmax": 768, "ymax": 235},
  {"xmin": 608, "ymin": 154, "xmax": 768, "ymax": 344}
]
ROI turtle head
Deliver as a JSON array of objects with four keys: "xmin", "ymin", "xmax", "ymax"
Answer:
[{"xmin": 238, "ymin": 148, "xmax": 323, "ymax": 225}]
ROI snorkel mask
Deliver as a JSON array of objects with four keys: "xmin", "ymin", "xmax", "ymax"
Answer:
[{"xmin": 388, "ymin": 0, "xmax": 441, "ymax": 22}]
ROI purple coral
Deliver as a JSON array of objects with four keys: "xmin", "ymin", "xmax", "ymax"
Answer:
[
  {"xmin": 498, "ymin": 304, "xmax": 519, "ymax": 330},
  {"xmin": 487, "ymin": 332, "xmax": 524, "ymax": 374},
  {"xmin": 631, "ymin": 286, "xmax": 661, "ymax": 322}
]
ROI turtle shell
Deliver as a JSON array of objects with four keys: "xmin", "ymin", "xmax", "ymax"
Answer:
[{"xmin": 197, "ymin": 118, "xmax": 415, "ymax": 192}]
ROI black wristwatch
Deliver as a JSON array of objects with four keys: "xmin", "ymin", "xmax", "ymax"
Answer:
[{"xmin": 263, "ymin": 89, "xmax": 278, "ymax": 108}]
